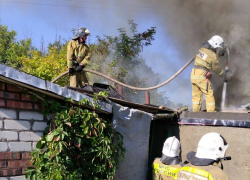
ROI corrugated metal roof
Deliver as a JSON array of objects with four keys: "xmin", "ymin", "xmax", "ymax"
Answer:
[{"xmin": 0, "ymin": 64, "xmax": 112, "ymax": 114}]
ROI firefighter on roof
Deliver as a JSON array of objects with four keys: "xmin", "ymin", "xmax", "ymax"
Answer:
[
  {"xmin": 67, "ymin": 27, "xmax": 91, "ymax": 87},
  {"xmin": 191, "ymin": 35, "xmax": 229, "ymax": 112}
]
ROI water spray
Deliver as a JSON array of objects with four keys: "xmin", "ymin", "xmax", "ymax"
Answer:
[{"xmin": 221, "ymin": 47, "xmax": 230, "ymax": 110}]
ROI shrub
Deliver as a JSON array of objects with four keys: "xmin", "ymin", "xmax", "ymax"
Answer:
[{"xmin": 25, "ymin": 92, "xmax": 125, "ymax": 180}]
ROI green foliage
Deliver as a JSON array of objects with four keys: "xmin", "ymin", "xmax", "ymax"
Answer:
[
  {"xmin": 20, "ymin": 46, "xmax": 69, "ymax": 86},
  {"xmin": 0, "ymin": 23, "xmax": 68, "ymax": 86},
  {"xmin": 0, "ymin": 24, "xmax": 32, "ymax": 67},
  {"xmin": 1, "ymin": 21, "xmax": 180, "ymax": 108},
  {"xmin": 89, "ymin": 20, "xmax": 156, "ymax": 83},
  {"xmin": 88, "ymin": 21, "xmax": 174, "ymax": 107},
  {"xmin": 25, "ymin": 92, "xmax": 125, "ymax": 180}
]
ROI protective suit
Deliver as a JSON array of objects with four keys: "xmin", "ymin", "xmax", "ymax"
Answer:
[
  {"xmin": 175, "ymin": 132, "xmax": 229, "ymax": 180},
  {"xmin": 177, "ymin": 163, "xmax": 228, "ymax": 180},
  {"xmin": 191, "ymin": 39, "xmax": 224, "ymax": 112},
  {"xmin": 67, "ymin": 28, "xmax": 91, "ymax": 87},
  {"xmin": 152, "ymin": 136, "xmax": 183, "ymax": 180},
  {"xmin": 153, "ymin": 158, "xmax": 181, "ymax": 180}
]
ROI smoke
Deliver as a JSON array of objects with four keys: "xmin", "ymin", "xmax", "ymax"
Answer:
[
  {"xmin": 148, "ymin": 0, "xmax": 250, "ymax": 109},
  {"xmin": 67, "ymin": 0, "xmax": 250, "ymax": 108},
  {"xmin": 3, "ymin": 0, "xmax": 250, "ymax": 109}
]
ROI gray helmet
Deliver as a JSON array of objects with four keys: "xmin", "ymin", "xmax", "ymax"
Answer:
[{"xmin": 72, "ymin": 27, "xmax": 90, "ymax": 39}]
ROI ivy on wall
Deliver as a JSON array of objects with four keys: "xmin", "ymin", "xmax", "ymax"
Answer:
[{"xmin": 25, "ymin": 92, "xmax": 125, "ymax": 180}]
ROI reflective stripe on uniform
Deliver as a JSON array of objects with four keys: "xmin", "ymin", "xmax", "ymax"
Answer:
[
  {"xmin": 153, "ymin": 163, "xmax": 179, "ymax": 177},
  {"xmin": 206, "ymin": 103, "xmax": 215, "ymax": 106},
  {"xmin": 75, "ymin": 52, "xmax": 85, "ymax": 57},
  {"xmin": 191, "ymin": 76, "xmax": 206, "ymax": 79},
  {"xmin": 67, "ymin": 61, "xmax": 73, "ymax": 64},
  {"xmin": 219, "ymin": 70, "xmax": 224, "ymax": 76},
  {"xmin": 195, "ymin": 59, "xmax": 211, "ymax": 68},
  {"xmin": 77, "ymin": 53, "xmax": 84, "ymax": 57},
  {"xmin": 176, "ymin": 167, "xmax": 214, "ymax": 180}
]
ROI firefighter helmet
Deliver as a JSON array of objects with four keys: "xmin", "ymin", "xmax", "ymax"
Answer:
[
  {"xmin": 208, "ymin": 35, "xmax": 224, "ymax": 49},
  {"xmin": 196, "ymin": 132, "xmax": 228, "ymax": 160},
  {"xmin": 161, "ymin": 136, "xmax": 181, "ymax": 165},
  {"xmin": 187, "ymin": 132, "xmax": 228, "ymax": 166},
  {"xmin": 162, "ymin": 136, "xmax": 181, "ymax": 157},
  {"xmin": 72, "ymin": 27, "xmax": 90, "ymax": 39}
]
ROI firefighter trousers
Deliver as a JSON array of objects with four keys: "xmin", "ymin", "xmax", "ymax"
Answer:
[
  {"xmin": 69, "ymin": 71, "xmax": 88, "ymax": 88},
  {"xmin": 191, "ymin": 68, "xmax": 216, "ymax": 112}
]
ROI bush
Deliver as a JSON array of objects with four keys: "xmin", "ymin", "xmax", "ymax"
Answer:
[{"xmin": 25, "ymin": 92, "xmax": 125, "ymax": 180}]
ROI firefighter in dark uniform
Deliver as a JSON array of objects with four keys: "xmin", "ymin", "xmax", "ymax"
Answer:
[
  {"xmin": 67, "ymin": 27, "xmax": 91, "ymax": 87},
  {"xmin": 152, "ymin": 136, "xmax": 184, "ymax": 180}
]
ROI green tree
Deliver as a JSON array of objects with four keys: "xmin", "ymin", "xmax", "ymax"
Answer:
[
  {"xmin": 20, "ymin": 45, "xmax": 68, "ymax": 86},
  {"xmin": 0, "ymin": 24, "xmax": 32, "ymax": 68},
  {"xmin": 88, "ymin": 21, "xmax": 172, "ymax": 107},
  {"xmin": 1, "ymin": 22, "xmax": 178, "ymax": 108}
]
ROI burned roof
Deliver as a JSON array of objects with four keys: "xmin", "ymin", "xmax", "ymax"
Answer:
[{"xmin": 0, "ymin": 64, "xmax": 175, "ymax": 115}]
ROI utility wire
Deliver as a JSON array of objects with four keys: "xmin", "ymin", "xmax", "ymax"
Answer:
[
  {"xmin": 65, "ymin": 0, "xmax": 153, "ymax": 9},
  {"xmin": 0, "ymin": 0, "xmax": 155, "ymax": 13}
]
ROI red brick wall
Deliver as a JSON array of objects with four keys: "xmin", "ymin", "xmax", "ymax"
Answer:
[
  {"xmin": 0, "ymin": 152, "xmax": 32, "ymax": 176},
  {"xmin": 0, "ymin": 81, "xmax": 44, "ymax": 177},
  {"xmin": 0, "ymin": 81, "xmax": 42, "ymax": 111}
]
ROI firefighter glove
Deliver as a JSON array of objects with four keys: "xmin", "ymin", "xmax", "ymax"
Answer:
[
  {"xmin": 69, "ymin": 68, "xmax": 74, "ymax": 75},
  {"xmin": 75, "ymin": 65, "xmax": 85, "ymax": 72},
  {"xmin": 73, "ymin": 61, "xmax": 79, "ymax": 66}
]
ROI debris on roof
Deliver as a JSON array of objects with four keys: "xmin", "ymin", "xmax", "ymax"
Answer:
[{"xmin": 0, "ymin": 64, "xmax": 112, "ymax": 114}]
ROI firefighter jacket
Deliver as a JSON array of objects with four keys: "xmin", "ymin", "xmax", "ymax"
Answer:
[
  {"xmin": 153, "ymin": 158, "xmax": 182, "ymax": 180},
  {"xmin": 193, "ymin": 47, "xmax": 224, "ymax": 77},
  {"xmin": 67, "ymin": 39, "xmax": 91, "ymax": 69},
  {"xmin": 176, "ymin": 163, "xmax": 229, "ymax": 180},
  {"xmin": 190, "ymin": 47, "xmax": 224, "ymax": 112}
]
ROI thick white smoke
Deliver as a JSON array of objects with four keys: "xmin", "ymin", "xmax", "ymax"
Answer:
[{"xmin": 150, "ymin": 0, "xmax": 250, "ymax": 109}]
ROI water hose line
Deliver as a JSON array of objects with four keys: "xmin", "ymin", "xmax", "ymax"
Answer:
[{"xmin": 51, "ymin": 56, "xmax": 195, "ymax": 91}]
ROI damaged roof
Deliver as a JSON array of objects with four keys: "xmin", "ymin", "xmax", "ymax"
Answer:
[
  {"xmin": 0, "ymin": 64, "xmax": 112, "ymax": 114},
  {"xmin": 0, "ymin": 64, "xmax": 175, "ymax": 114}
]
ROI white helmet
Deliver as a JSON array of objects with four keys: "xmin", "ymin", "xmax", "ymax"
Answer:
[
  {"xmin": 195, "ymin": 132, "xmax": 228, "ymax": 160},
  {"xmin": 162, "ymin": 136, "xmax": 181, "ymax": 157},
  {"xmin": 72, "ymin": 27, "xmax": 90, "ymax": 39},
  {"xmin": 208, "ymin": 35, "xmax": 224, "ymax": 49}
]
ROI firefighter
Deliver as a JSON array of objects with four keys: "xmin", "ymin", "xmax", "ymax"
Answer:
[
  {"xmin": 176, "ymin": 132, "xmax": 229, "ymax": 180},
  {"xmin": 152, "ymin": 136, "xmax": 183, "ymax": 180},
  {"xmin": 67, "ymin": 27, "xmax": 91, "ymax": 87},
  {"xmin": 191, "ymin": 35, "xmax": 227, "ymax": 112}
]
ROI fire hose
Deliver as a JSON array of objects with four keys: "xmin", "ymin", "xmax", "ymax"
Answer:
[{"xmin": 51, "ymin": 56, "xmax": 195, "ymax": 91}]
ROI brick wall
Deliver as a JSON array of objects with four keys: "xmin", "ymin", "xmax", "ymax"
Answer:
[
  {"xmin": 0, "ymin": 152, "xmax": 32, "ymax": 177},
  {"xmin": 0, "ymin": 81, "xmax": 47, "ymax": 179}
]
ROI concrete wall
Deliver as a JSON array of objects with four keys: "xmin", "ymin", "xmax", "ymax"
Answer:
[
  {"xmin": 149, "ymin": 112, "xmax": 250, "ymax": 180},
  {"xmin": 112, "ymin": 103, "xmax": 153, "ymax": 180},
  {"xmin": 0, "ymin": 81, "xmax": 45, "ymax": 179},
  {"xmin": 179, "ymin": 125, "xmax": 250, "ymax": 180},
  {"xmin": 178, "ymin": 111, "xmax": 250, "ymax": 180}
]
